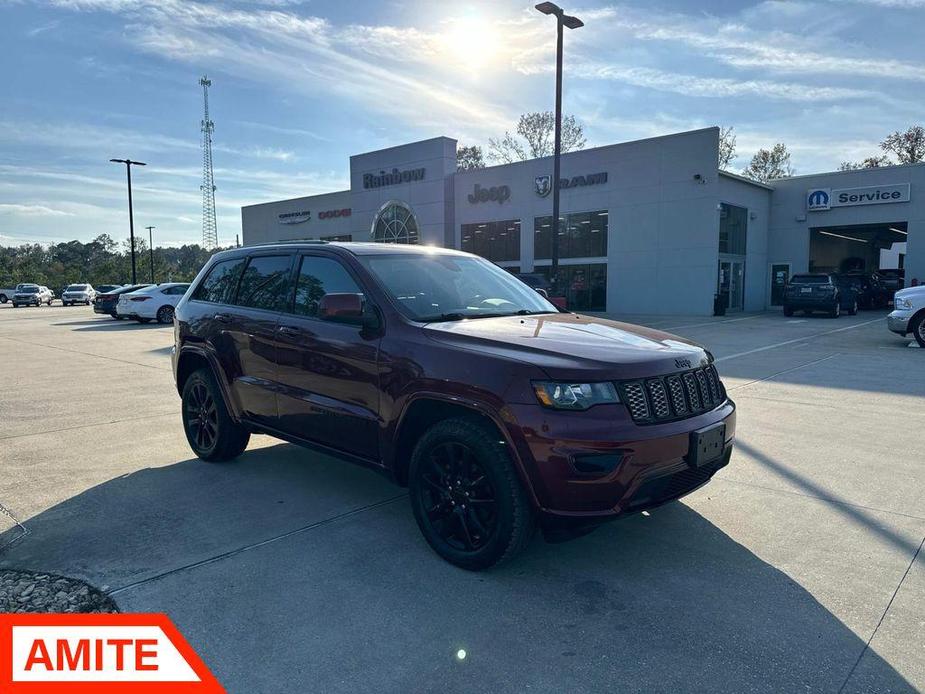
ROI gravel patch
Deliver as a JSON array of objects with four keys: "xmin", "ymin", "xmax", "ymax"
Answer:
[{"xmin": 0, "ymin": 569, "xmax": 118, "ymax": 613}]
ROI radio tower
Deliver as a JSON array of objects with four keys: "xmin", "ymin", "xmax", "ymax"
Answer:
[{"xmin": 199, "ymin": 75, "xmax": 218, "ymax": 249}]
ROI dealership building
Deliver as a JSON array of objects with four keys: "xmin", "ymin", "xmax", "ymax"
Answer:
[{"xmin": 241, "ymin": 127, "xmax": 922, "ymax": 315}]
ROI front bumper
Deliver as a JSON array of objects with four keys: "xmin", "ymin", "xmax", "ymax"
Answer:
[
  {"xmin": 503, "ymin": 399, "xmax": 736, "ymax": 522},
  {"xmin": 887, "ymin": 310, "xmax": 911, "ymax": 335},
  {"xmin": 785, "ymin": 296, "xmax": 837, "ymax": 310},
  {"xmin": 64, "ymin": 295, "xmax": 90, "ymax": 302}
]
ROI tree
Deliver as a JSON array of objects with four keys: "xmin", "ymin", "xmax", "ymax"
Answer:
[
  {"xmin": 838, "ymin": 155, "xmax": 892, "ymax": 171},
  {"xmin": 880, "ymin": 125, "xmax": 925, "ymax": 165},
  {"xmin": 718, "ymin": 126, "xmax": 736, "ymax": 170},
  {"xmin": 456, "ymin": 145, "xmax": 485, "ymax": 171},
  {"xmin": 742, "ymin": 143, "xmax": 793, "ymax": 182},
  {"xmin": 487, "ymin": 111, "xmax": 586, "ymax": 164}
]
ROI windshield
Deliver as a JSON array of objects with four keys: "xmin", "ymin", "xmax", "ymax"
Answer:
[
  {"xmin": 66, "ymin": 285, "xmax": 88, "ymax": 291},
  {"xmin": 360, "ymin": 253, "xmax": 557, "ymax": 321},
  {"xmin": 19, "ymin": 286, "xmax": 39, "ymax": 293},
  {"xmin": 791, "ymin": 275, "xmax": 830, "ymax": 284}
]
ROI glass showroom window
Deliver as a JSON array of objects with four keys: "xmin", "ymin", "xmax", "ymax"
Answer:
[
  {"xmin": 460, "ymin": 220, "xmax": 520, "ymax": 262},
  {"xmin": 372, "ymin": 201, "xmax": 419, "ymax": 244},
  {"xmin": 719, "ymin": 203, "xmax": 747, "ymax": 255},
  {"xmin": 537, "ymin": 263, "xmax": 607, "ymax": 312},
  {"xmin": 534, "ymin": 210, "xmax": 608, "ymax": 259}
]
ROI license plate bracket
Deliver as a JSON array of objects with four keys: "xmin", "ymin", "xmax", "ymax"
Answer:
[{"xmin": 688, "ymin": 423, "xmax": 726, "ymax": 468}]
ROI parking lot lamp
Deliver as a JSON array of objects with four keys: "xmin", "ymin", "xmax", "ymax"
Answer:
[
  {"xmin": 535, "ymin": 2, "xmax": 582, "ymax": 296},
  {"xmin": 146, "ymin": 226, "xmax": 156, "ymax": 283},
  {"xmin": 109, "ymin": 158, "xmax": 146, "ymax": 285}
]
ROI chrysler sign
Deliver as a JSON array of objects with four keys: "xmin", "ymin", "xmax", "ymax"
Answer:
[
  {"xmin": 278, "ymin": 210, "xmax": 311, "ymax": 224},
  {"xmin": 807, "ymin": 183, "xmax": 910, "ymax": 211}
]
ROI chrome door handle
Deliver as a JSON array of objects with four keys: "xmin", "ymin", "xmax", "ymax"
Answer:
[
  {"xmin": 278, "ymin": 325, "xmax": 301, "ymax": 337},
  {"xmin": 214, "ymin": 313, "xmax": 232, "ymax": 323}
]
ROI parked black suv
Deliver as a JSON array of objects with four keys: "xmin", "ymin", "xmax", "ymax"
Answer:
[{"xmin": 783, "ymin": 273, "xmax": 858, "ymax": 317}]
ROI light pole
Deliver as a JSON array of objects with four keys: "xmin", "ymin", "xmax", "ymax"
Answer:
[
  {"xmin": 535, "ymin": 2, "xmax": 582, "ymax": 297},
  {"xmin": 109, "ymin": 158, "xmax": 146, "ymax": 284},
  {"xmin": 145, "ymin": 226, "xmax": 156, "ymax": 283}
]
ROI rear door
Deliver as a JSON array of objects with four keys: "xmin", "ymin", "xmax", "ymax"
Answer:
[
  {"xmin": 226, "ymin": 254, "xmax": 295, "ymax": 425},
  {"xmin": 274, "ymin": 253, "xmax": 381, "ymax": 459}
]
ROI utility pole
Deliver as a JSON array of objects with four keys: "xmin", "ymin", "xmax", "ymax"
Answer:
[
  {"xmin": 109, "ymin": 158, "xmax": 146, "ymax": 285},
  {"xmin": 535, "ymin": 3, "xmax": 583, "ymax": 297},
  {"xmin": 146, "ymin": 226, "xmax": 156, "ymax": 283}
]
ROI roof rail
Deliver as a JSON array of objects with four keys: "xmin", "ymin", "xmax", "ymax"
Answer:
[{"xmin": 248, "ymin": 239, "xmax": 330, "ymax": 247}]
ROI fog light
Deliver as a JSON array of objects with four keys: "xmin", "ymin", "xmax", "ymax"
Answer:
[{"xmin": 571, "ymin": 453, "xmax": 624, "ymax": 476}]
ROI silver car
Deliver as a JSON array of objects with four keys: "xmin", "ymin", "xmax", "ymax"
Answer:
[{"xmin": 62, "ymin": 283, "xmax": 97, "ymax": 306}]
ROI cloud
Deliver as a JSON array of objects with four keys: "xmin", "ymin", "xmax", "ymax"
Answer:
[
  {"xmin": 0, "ymin": 203, "xmax": 75, "ymax": 217},
  {"xmin": 26, "ymin": 20, "xmax": 61, "ymax": 36}
]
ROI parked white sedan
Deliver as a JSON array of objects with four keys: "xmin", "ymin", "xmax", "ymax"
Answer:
[{"xmin": 116, "ymin": 283, "xmax": 191, "ymax": 324}]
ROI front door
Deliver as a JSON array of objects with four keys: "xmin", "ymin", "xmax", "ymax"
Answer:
[{"xmin": 274, "ymin": 253, "xmax": 381, "ymax": 460}]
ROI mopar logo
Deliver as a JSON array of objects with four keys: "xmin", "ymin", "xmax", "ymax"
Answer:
[{"xmin": 806, "ymin": 189, "xmax": 831, "ymax": 211}]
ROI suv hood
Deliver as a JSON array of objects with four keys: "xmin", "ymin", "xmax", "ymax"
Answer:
[
  {"xmin": 423, "ymin": 313, "xmax": 710, "ymax": 381},
  {"xmin": 895, "ymin": 285, "xmax": 925, "ymax": 299}
]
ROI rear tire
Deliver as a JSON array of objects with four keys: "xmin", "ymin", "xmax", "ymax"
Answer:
[
  {"xmin": 409, "ymin": 418, "xmax": 535, "ymax": 571},
  {"xmin": 783, "ymin": 305, "xmax": 793, "ymax": 317},
  {"xmin": 181, "ymin": 368, "xmax": 250, "ymax": 462},
  {"xmin": 156, "ymin": 305, "xmax": 175, "ymax": 324},
  {"xmin": 912, "ymin": 313, "xmax": 925, "ymax": 349},
  {"xmin": 830, "ymin": 302, "xmax": 840, "ymax": 318}
]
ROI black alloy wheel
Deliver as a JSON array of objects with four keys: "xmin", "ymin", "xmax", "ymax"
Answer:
[
  {"xmin": 420, "ymin": 441, "xmax": 498, "ymax": 553},
  {"xmin": 409, "ymin": 418, "xmax": 535, "ymax": 570},
  {"xmin": 181, "ymin": 368, "xmax": 250, "ymax": 462},
  {"xmin": 185, "ymin": 380, "xmax": 218, "ymax": 453}
]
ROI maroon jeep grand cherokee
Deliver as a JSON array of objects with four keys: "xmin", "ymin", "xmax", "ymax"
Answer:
[{"xmin": 173, "ymin": 242, "xmax": 735, "ymax": 570}]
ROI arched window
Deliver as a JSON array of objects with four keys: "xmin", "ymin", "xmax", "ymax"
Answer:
[{"xmin": 371, "ymin": 201, "xmax": 419, "ymax": 244}]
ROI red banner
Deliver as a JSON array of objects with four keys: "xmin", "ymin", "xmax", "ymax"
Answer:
[{"xmin": 0, "ymin": 614, "xmax": 223, "ymax": 693}]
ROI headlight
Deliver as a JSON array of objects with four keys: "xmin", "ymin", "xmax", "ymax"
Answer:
[
  {"xmin": 532, "ymin": 381, "xmax": 620, "ymax": 410},
  {"xmin": 894, "ymin": 297, "xmax": 913, "ymax": 310}
]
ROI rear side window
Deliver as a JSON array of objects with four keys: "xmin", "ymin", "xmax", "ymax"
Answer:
[
  {"xmin": 162, "ymin": 285, "xmax": 190, "ymax": 296},
  {"xmin": 235, "ymin": 255, "xmax": 293, "ymax": 312},
  {"xmin": 193, "ymin": 258, "xmax": 246, "ymax": 304},
  {"xmin": 291, "ymin": 256, "xmax": 363, "ymax": 318}
]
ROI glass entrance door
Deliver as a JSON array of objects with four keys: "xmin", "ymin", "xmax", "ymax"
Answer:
[{"xmin": 718, "ymin": 259, "xmax": 745, "ymax": 312}]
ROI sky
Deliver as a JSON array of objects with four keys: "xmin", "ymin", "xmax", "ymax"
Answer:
[{"xmin": 1, "ymin": 0, "xmax": 924, "ymax": 247}]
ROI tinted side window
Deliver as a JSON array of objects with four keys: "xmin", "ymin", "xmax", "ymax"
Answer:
[
  {"xmin": 163, "ymin": 285, "xmax": 189, "ymax": 295},
  {"xmin": 292, "ymin": 256, "xmax": 362, "ymax": 318},
  {"xmin": 193, "ymin": 258, "xmax": 246, "ymax": 304},
  {"xmin": 236, "ymin": 255, "xmax": 293, "ymax": 312}
]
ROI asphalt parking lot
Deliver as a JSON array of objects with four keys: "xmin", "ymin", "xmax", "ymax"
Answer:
[{"xmin": 0, "ymin": 304, "xmax": 922, "ymax": 693}]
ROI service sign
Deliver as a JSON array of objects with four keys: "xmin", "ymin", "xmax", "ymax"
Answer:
[
  {"xmin": 0, "ymin": 613, "xmax": 223, "ymax": 693},
  {"xmin": 806, "ymin": 183, "xmax": 910, "ymax": 211}
]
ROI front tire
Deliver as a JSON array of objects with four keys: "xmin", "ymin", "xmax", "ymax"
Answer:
[
  {"xmin": 830, "ymin": 302, "xmax": 841, "ymax": 318},
  {"xmin": 181, "ymin": 368, "xmax": 250, "ymax": 462},
  {"xmin": 912, "ymin": 313, "xmax": 925, "ymax": 349},
  {"xmin": 409, "ymin": 418, "xmax": 535, "ymax": 571}
]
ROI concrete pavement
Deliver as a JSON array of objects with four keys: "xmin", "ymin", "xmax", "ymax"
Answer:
[{"xmin": 0, "ymin": 303, "xmax": 922, "ymax": 692}]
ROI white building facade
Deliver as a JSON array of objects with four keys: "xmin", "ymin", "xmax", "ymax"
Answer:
[{"xmin": 242, "ymin": 127, "xmax": 923, "ymax": 316}]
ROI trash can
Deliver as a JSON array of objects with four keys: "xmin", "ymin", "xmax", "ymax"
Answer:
[{"xmin": 713, "ymin": 292, "xmax": 728, "ymax": 316}]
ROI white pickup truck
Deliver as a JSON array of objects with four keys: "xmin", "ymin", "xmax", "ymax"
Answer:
[
  {"xmin": 0, "ymin": 283, "xmax": 41, "ymax": 304},
  {"xmin": 888, "ymin": 285, "xmax": 925, "ymax": 347}
]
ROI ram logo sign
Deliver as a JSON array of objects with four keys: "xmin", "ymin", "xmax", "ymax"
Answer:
[{"xmin": 806, "ymin": 189, "xmax": 831, "ymax": 211}]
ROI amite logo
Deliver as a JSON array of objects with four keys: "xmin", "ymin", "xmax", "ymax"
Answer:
[{"xmin": 0, "ymin": 613, "xmax": 223, "ymax": 693}]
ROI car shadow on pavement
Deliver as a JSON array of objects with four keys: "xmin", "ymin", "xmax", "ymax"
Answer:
[
  {"xmin": 69, "ymin": 322, "xmax": 170, "ymax": 331},
  {"xmin": 0, "ymin": 442, "xmax": 914, "ymax": 692}
]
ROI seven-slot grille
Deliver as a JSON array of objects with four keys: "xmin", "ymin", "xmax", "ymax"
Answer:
[{"xmin": 618, "ymin": 364, "xmax": 725, "ymax": 424}]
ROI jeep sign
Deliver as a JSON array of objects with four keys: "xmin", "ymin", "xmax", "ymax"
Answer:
[
  {"xmin": 468, "ymin": 184, "xmax": 510, "ymax": 204},
  {"xmin": 807, "ymin": 183, "xmax": 910, "ymax": 211}
]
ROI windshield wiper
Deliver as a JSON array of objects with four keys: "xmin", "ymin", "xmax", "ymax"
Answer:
[{"xmin": 514, "ymin": 309, "xmax": 557, "ymax": 315}]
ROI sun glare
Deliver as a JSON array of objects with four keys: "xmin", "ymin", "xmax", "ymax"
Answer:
[{"xmin": 442, "ymin": 17, "xmax": 502, "ymax": 70}]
